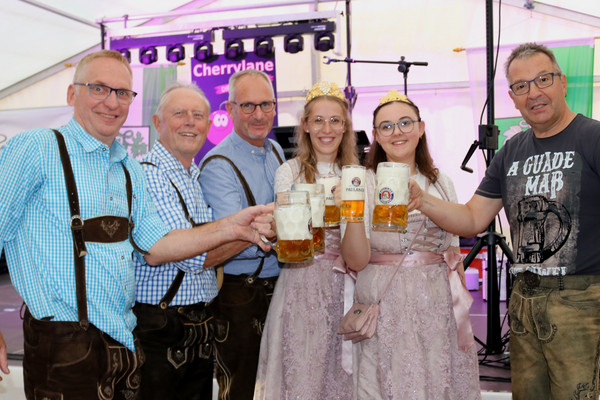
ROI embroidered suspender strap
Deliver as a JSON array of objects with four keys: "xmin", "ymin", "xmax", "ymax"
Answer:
[
  {"xmin": 140, "ymin": 161, "xmax": 207, "ymax": 308},
  {"xmin": 53, "ymin": 130, "xmax": 147, "ymax": 327},
  {"xmin": 53, "ymin": 130, "xmax": 89, "ymax": 329},
  {"xmin": 200, "ymin": 154, "xmax": 268, "ymax": 280}
]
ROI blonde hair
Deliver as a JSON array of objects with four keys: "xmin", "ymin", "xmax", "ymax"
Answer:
[
  {"xmin": 228, "ymin": 69, "xmax": 274, "ymax": 102},
  {"xmin": 73, "ymin": 50, "xmax": 132, "ymax": 83},
  {"xmin": 294, "ymin": 96, "xmax": 359, "ymax": 183}
]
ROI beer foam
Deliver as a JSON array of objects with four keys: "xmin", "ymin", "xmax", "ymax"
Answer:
[{"xmin": 275, "ymin": 205, "xmax": 312, "ymax": 240}]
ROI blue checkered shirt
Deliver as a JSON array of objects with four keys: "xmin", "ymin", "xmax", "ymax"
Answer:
[
  {"xmin": 134, "ymin": 142, "xmax": 217, "ymax": 305},
  {"xmin": 0, "ymin": 118, "xmax": 169, "ymax": 351}
]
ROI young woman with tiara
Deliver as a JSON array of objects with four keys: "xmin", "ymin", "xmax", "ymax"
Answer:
[
  {"xmin": 341, "ymin": 90, "xmax": 481, "ymax": 399},
  {"xmin": 254, "ymin": 82, "xmax": 359, "ymax": 399}
]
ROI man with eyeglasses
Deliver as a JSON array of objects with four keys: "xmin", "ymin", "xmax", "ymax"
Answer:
[
  {"xmin": 409, "ymin": 42, "xmax": 600, "ymax": 399},
  {"xmin": 199, "ymin": 69, "xmax": 284, "ymax": 400},
  {"xmin": 0, "ymin": 50, "xmax": 276, "ymax": 400}
]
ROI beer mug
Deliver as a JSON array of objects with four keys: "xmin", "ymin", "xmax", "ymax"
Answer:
[
  {"xmin": 372, "ymin": 162, "xmax": 410, "ymax": 232},
  {"xmin": 316, "ymin": 175, "xmax": 341, "ymax": 227},
  {"xmin": 274, "ymin": 191, "xmax": 314, "ymax": 263},
  {"xmin": 340, "ymin": 165, "xmax": 366, "ymax": 222},
  {"xmin": 292, "ymin": 183, "xmax": 325, "ymax": 253}
]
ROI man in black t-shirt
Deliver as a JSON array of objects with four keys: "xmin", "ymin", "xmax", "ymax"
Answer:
[{"xmin": 409, "ymin": 43, "xmax": 600, "ymax": 399}]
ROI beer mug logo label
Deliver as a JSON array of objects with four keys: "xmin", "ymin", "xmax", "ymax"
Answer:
[
  {"xmin": 308, "ymin": 218, "xmax": 313, "ymax": 235},
  {"xmin": 379, "ymin": 188, "xmax": 394, "ymax": 204},
  {"xmin": 331, "ymin": 186, "xmax": 336, "ymax": 194},
  {"xmin": 352, "ymin": 177, "xmax": 362, "ymax": 187}
]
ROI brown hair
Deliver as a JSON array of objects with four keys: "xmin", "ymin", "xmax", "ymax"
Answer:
[
  {"xmin": 365, "ymin": 97, "xmax": 438, "ymax": 183},
  {"xmin": 294, "ymin": 96, "xmax": 359, "ymax": 183},
  {"xmin": 504, "ymin": 42, "xmax": 562, "ymax": 80}
]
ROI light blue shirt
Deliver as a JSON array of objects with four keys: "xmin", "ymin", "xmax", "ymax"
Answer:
[
  {"xmin": 135, "ymin": 141, "xmax": 217, "ymax": 305},
  {"xmin": 0, "ymin": 118, "xmax": 169, "ymax": 351},
  {"xmin": 199, "ymin": 132, "xmax": 283, "ymax": 277}
]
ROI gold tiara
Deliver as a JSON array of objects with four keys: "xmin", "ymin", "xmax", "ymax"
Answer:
[
  {"xmin": 379, "ymin": 89, "xmax": 411, "ymax": 106},
  {"xmin": 305, "ymin": 82, "xmax": 346, "ymax": 104}
]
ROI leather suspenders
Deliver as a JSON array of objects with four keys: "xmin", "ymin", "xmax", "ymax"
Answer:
[
  {"xmin": 200, "ymin": 142, "xmax": 283, "ymax": 281},
  {"xmin": 140, "ymin": 161, "xmax": 206, "ymax": 309},
  {"xmin": 53, "ymin": 129, "xmax": 146, "ymax": 328}
]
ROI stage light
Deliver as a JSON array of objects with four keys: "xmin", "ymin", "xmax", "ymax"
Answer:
[
  {"xmin": 166, "ymin": 44, "xmax": 185, "ymax": 63},
  {"xmin": 139, "ymin": 46, "xmax": 158, "ymax": 65},
  {"xmin": 194, "ymin": 41, "xmax": 215, "ymax": 62},
  {"xmin": 224, "ymin": 39, "xmax": 245, "ymax": 60},
  {"xmin": 118, "ymin": 49, "xmax": 131, "ymax": 63},
  {"xmin": 314, "ymin": 32, "xmax": 334, "ymax": 52},
  {"xmin": 283, "ymin": 34, "xmax": 304, "ymax": 54},
  {"xmin": 254, "ymin": 37, "xmax": 274, "ymax": 58}
]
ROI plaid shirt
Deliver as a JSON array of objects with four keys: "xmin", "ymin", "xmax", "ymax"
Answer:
[
  {"xmin": 0, "ymin": 118, "xmax": 169, "ymax": 351},
  {"xmin": 134, "ymin": 142, "xmax": 217, "ymax": 305}
]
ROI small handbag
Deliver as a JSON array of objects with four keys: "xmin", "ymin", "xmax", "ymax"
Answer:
[
  {"xmin": 337, "ymin": 303, "xmax": 380, "ymax": 343},
  {"xmin": 337, "ymin": 217, "xmax": 426, "ymax": 343}
]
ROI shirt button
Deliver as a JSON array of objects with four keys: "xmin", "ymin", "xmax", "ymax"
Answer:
[
  {"xmin": 109, "ymin": 197, "xmax": 113, "ymax": 201},
  {"xmin": 102, "ymin": 147, "xmax": 107, "ymax": 151},
  {"xmin": 121, "ymin": 255, "xmax": 125, "ymax": 260}
]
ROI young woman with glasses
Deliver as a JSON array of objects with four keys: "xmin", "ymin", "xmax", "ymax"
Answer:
[
  {"xmin": 341, "ymin": 90, "xmax": 481, "ymax": 399},
  {"xmin": 254, "ymin": 82, "xmax": 358, "ymax": 400}
]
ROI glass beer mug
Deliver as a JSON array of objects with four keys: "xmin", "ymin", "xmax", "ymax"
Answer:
[
  {"xmin": 372, "ymin": 162, "xmax": 410, "ymax": 232},
  {"xmin": 316, "ymin": 175, "xmax": 341, "ymax": 228},
  {"xmin": 340, "ymin": 165, "xmax": 366, "ymax": 222},
  {"xmin": 292, "ymin": 183, "xmax": 325, "ymax": 253},
  {"xmin": 274, "ymin": 191, "xmax": 314, "ymax": 263}
]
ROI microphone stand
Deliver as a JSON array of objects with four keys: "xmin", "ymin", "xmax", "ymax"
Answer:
[
  {"xmin": 460, "ymin": 0, "xmax": 513, "ymax": 356},
  {"xmin": 323, "ymin": 56, "xmax": 428, "ymax": 96}
]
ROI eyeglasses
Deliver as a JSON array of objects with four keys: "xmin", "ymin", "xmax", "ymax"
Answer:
[
  {"xmin": 509, "ymin": 72, "xmax": 560, "ymax": 96},
  {"xmin": 375, "ymin": 118, "xmax": 420, "ymax": 136},
  {"xmin": 74, "ymin": 83, "xmax": 137, "ymax": 105},
  {"xmin": 308, "ymin": 116, "xmax": 345, "ymax": 132},
  {"xmin": 230, "ymin": 101, "xmax": 276, "ymax": 114}
]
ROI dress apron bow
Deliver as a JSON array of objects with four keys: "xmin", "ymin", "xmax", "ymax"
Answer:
[
  {"xmin": 369, "ymin": 249, "xmax": 475, "ymax": 352},
  {"xmin": 321, "ymin": 249, "xmax": 356, "ymax": 375}
]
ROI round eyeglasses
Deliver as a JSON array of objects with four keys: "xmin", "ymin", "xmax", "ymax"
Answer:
[
  {"xmin": 74, "ymin": 83, "xmax": 137, "ymax": 105},
  {"xmin": 509, "ymin": 72, "xmax": 560, "ymax": 96},
  {"xmin": 308, "ymin": 116, "xmax": 345, "ymax": 132},
  {"xmin": 375, "ymin": 118, "xmax": 420, "ymax": 136},
  {"xmin": 230, "ymin": 101, "xmax": 276, "ymax": 114}
]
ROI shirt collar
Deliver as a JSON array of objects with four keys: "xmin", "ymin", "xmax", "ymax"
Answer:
[
  {"xmin": 66, "ymin": 118, "xmax": 128, "ymax": 163},
  {"xmin": 151, "ymin": 141, "xmax": 200, "ymax": 177},
  {"xmin": 230, "ymin": 130, "xmax": 273, "ymax": 154}
]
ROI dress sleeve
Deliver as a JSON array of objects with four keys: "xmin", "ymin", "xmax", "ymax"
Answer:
[{"xmin": 274, "ymin": 160, "xmax": 297, "ymax": 194}]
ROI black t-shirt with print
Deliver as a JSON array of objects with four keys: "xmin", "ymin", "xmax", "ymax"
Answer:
[{"xmin": 477, "ymin": 114, "xmax": 600, "ymax": 276}]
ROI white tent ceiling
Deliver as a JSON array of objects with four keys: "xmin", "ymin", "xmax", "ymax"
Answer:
[{"xmin": 1, "ymin": 0, "xmax": 600, "ymax": 99}]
